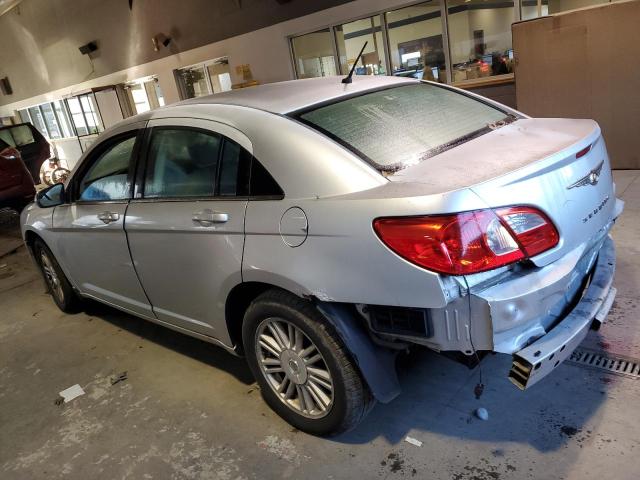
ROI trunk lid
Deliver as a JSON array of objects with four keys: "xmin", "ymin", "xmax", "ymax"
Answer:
[{"xmin": 390, "ymin": 118, "xmax": 617, "ymax": 265}]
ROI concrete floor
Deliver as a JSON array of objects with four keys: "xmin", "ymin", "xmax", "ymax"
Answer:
[{"xmin": 1, "ymin": 171, "xmax": 639, "ymax": 480}]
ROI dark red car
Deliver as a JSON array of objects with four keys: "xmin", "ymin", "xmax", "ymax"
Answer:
[
  {"xmin": 0, "ymin": 138, "xmax": 36, "ymax": 211},
  {"xmin": 0, "ymin": 122, "xmax": 50, "ymax": 183}
]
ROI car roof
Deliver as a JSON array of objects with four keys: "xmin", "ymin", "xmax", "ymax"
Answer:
[{"xmin": 177, "ymin": 75, "xmax": 416, "ymax": 114}]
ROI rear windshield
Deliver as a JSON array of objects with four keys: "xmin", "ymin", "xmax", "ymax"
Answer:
[{"xmin": 296, "ymin": 83, "xmax": 513, "ymax": 172}]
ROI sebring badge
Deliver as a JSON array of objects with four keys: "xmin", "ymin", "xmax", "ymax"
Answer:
[{"xmin": 567, "ymin": 160, "xmax": 604, "ymax": 189}]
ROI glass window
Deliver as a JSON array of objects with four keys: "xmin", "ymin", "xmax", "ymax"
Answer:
[
  {"xmin": 250, "ymin": 159, "xmax": 284, "ymax": 197},
  {"xmin": 129, "ymin": 83, "xmax": 151, "ymax": 114},
  {"xmin": 10, "ymin": 125, "xmax": 35, "ymax": 146},
  {"xmin": 67, "ymin": 98, "xmax": 88, "ymax": 136},
  {"xmin": 447, "ymin": 0, "xmax": 515, "ymax": 82},
  {"xmin": 0, "ymin": 138, "xmax": 9, "ymax": 151},
  {"xmin": 521, "ymin": 0, "xmax": 549, "ymax": 19},
  {"xmin": 0, "ymin": 128, "xmax": 15, "ymax": 147},
  {"xmin": 297, "ymin": 84, "xmax": 510, "ymax": 172},
  {"xmin": 335, "ymin": 16, "xmax": 387, "ymax": 76},
  {"xmin": 41, "ymin": 103, "xmax": 62, "ymax": 139},
  {"xmin": 53, "ymin": 100, "xmax": 74, "ymax": 138},
  {"xmin": 79, "ymin": 95, "xmax": 101, "ymax": 133},
  {"xmin": 18, "ymin": 109, "xmax": 30, "ymax": 124},
  {"xmin": 28, "ymin": 106, "xmax": 47, "ymax": 137},
  {"xmin": 79, "ymin": 136, "xmax": 136, "ymax": 201},
  {"xmin": 144, "ymin": 128, "xmax": 221, "ymax": 198},
  {"xmin": 176, "ymin": 59, "xmax": 233, "ymax": 100},
  {"xmin": 548, "ymin": 0, "xmax": 602, "ymax": 13},
  {"xmin": 291, "ymin": 29, "xmax": 337, "ymax": 79},
  {"xmin": 386, "ymin": 2, "xmax": 447, "ymax": 83},
  {"xmin": 154, "ymin": 81, "xmax": 166, "ymax": 107},
  {"xmin": 207, "ymin": 61, "xmax": 232, "ymax": 94},
  {"xmin": 219, "ymin": 140, "xmax": 250, "ymax": 196},
  {"xmin": 178, "ymin": 65, "xmax": 210, "ymax": 99}
]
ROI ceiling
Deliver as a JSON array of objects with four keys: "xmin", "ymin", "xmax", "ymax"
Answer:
[{"xmin": 0, "ymin": 0, "xmax": 22, "ymax": 16}]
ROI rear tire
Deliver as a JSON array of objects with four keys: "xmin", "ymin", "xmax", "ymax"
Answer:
[
  {"xmin": 34, "ymin": 239, "xmax": 80, "ymax": 313},
  {"xmin": 242, "ymin": 289, "xmax": 374, "ymax": 436}
]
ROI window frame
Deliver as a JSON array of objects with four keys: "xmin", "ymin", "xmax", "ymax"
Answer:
[
  {"xmin": 133, "ymin": 124, "xmax": 284, "ymax": 203},
  {"xmin": 174, "ymin": 57, "xmax": 232, "ymax": 101},
  {"xmin": 69, "ymin": 129, "xmax": 143, "ymax": 204},
  {"xmin": 288, "ymin": 0, "xmax": 525, "ymax": 86}
]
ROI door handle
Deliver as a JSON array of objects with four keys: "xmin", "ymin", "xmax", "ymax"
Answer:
[
  {"xmin": 192, "ymin": 210, "xmax": 229, "ymax": 225},
  {"xmin": 97, "ymin": 211, "xmax": 119, "ymax": 224}
]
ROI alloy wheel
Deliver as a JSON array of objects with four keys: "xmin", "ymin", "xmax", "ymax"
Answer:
[
  {"xmin": 256, "ymin": 317, "xmax": 334, "ymax": 418},
  {"xmin": 40, "ymin": 251, "xmax": 64, "ymax": 303}
]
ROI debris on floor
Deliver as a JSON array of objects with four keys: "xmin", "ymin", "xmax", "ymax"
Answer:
[
  {"xmin": 404, "ymin": 436, "xmax": 423, "ymax": 447},
  {"xmin": 110, "ymin": 371, "xmax": 128, "ymax": 385},
  {"xmin": 475, "ymin": 407, "xmax": 489, "ymax": 421},
  {"xmin": 58, "ymin": 384, "xmax": 85, "ymax": 404}
]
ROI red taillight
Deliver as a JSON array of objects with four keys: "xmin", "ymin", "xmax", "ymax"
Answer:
[
  {"xmin": 495, "ymin": 206, "xmax": 559, "ymax": 257},
  {"xmin": 373, "ymin": 207, "xmax": 559, "ymax": 275}
]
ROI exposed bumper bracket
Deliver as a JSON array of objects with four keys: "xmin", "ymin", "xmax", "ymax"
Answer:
[{"xmin": 509, "ymin": 236, "xmax": 616, "ymax": 390}]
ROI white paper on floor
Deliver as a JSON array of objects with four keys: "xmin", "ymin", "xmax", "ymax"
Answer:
[
  {"xmin": 59, "ymin": 384, "xmax": 85, "ymax": 403},
  {"xmin": 404, "ymin": 436, "xmax": 423, "ymax": 447}
]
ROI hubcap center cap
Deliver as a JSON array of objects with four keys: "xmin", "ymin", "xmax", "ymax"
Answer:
[{"xmin": 280, "ymin": 349, "xmax": 307, "ymax": 385}]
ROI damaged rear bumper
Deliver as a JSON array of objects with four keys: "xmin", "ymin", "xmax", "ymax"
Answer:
[{"xmin": 509, "ymin": 235, "xmax": 616, "ymax": 389}]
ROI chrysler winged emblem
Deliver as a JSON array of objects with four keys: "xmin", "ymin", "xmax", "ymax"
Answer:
[{"xmin": 567, "ymin": 161, "xmax": 604, "ymax": 189}]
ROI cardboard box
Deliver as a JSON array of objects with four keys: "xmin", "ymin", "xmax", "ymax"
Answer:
[{"xmin": 512, "ymin": 0, "xmax": 640, "ymax": 168}]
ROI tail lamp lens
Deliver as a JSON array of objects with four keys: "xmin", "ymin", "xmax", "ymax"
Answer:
[
  {"xmin": 373, "ymin": 206, "xmax": 559, "ymax": 275},
  {"xmin": 495, "ymin": 206, "xmax": 559, "ymax": 257}
]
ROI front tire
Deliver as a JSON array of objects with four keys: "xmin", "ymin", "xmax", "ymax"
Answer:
[
  {"xmin": 34, "ymin": 239, "xmax": 80, "ymax": 313},
  {"xmin": 243, "ymin": 290, "xmax": 373, "ymax": 436}
]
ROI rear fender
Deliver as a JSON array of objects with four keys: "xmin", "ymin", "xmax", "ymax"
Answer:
[{"xmin": 315, "ymin": 301, "xmax": 400, "ymax": 404}]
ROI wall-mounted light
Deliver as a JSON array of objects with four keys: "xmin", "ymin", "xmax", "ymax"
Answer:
[
  {"xmin": 152, "ymin": 33, "xmax": 172, "ymax": 52},
  {"xmin": 78, "ymin": 41, "xmax": 98, "ymax": 55}
]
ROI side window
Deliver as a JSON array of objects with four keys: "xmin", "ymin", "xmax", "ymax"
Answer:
[
  {"xmin": 0, "ymin": 138, "xmax": 9, "ymax": 152},
  {"xmin": 144, "ymin": 128, "xmax": 221, "ymax": 198},
  {"xmin": 219, "ymin": 139, "xmax": 251, "ymax": 196},
  {"xmin": 10, "ymin": 125, "xmax": 35, "ymax": 146},
  {"xmin": 78, "ymin": 135, "xmax": 136, "ymax": 201},
  {"xmin": 0, "ymin": 128, "xmax": 16, "ymax": 147},
  {"xmin": 250, "ymin": 159, "xmax": 284, "ymax": 198},
  {"xmin": 217, "ymin": 139, "xmax": 283, "ymax": 198}
]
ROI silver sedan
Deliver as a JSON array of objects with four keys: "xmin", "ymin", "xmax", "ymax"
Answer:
[{"xmin": 21, "ymin": 76, "xmax": 622, "ymax": 435}]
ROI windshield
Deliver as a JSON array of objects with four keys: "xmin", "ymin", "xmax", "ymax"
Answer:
[{"xmin": 296, "ymin": 83, "xmax": 513, "ymax": 172}]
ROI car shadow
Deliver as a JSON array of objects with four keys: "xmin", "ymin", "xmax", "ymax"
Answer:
[
  {"xmin": 81, "ymin": 299, "xmax": 255, "ymax": 385},
  {"xmin": 76, "ymin": 296, "xmax": 608, "ymax": 455},
  {"xmin": 335, "ymin": 340, "xmax": 609, "ymax": 453}
]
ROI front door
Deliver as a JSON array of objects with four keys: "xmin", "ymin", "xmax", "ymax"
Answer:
[
  {"xmin": 125, "ymin": 118, "xmax": 252, "ymax": 343},
  {"xmin": 52, "ymin": 123, "xmax": 152, "ymax": 317}
]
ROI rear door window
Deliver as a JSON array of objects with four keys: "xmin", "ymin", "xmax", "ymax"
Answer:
[
  {"xmin": 219, "ymin": 139, "xmax": 251, "ymax": 196},
  {"xmin": 144, "ymin": 128, "xmax": 221, "ymax": 198},
  {"xmin": 10, "ymin": 125, "xmax": 35, "ymax": 146},
  {"xmin": 0, "ymin": 128, "xmax": 15, "ymax": 147},
  {"xmin": 295, "ymin": 83, "xmax": 513, "ymax": 172}
]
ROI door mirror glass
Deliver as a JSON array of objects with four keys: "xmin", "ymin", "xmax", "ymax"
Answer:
[{"xmin": 37, "ymin": 183, "xmax": 65, "ymax": 208}]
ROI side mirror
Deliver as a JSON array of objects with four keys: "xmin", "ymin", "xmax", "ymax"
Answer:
[{"xmin": 36, "ymin": 183, "xmax": 65, "ymax": 208}]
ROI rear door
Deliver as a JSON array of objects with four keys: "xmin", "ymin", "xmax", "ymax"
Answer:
[
  {"xmin": 52, "ymin": 122, "xmax": 152, "ymax": 316},
  {"xmin": 7, "ymin": 124, "xmax": 49, "ymax": 181},
  {"xmin": 125, "ymin": 118, "xmax": 251, "ymax": 343}
]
